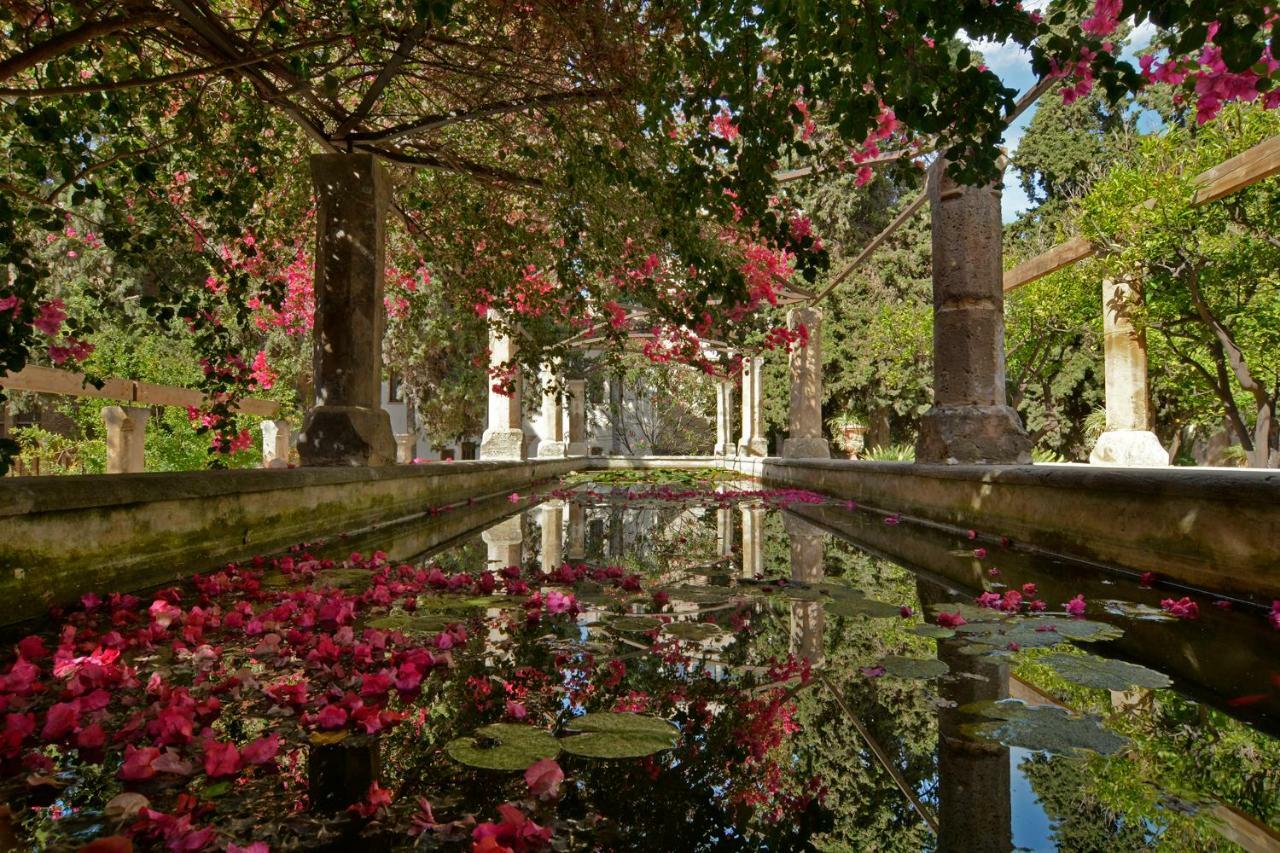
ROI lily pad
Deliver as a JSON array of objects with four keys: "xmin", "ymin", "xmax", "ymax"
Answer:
[
  {"xmin": 1041, "ymin": 652, "xmax": 1172, "ymax": 691},
  {"xmin": 662, "ymin": 621, "xmax": 723, "ymax": 641},
  {"xmin": 609, "ymin": 615, "xmax": 663, "ymax": 633},
  {"xmin": 911, "ymin": 624, "xmax": 957, "ymax": 639},
  {"xmin": 881, "ymin": 655, "xmax": 950, "ymax": 680},
  {"xmin": 928, "ymin": 602, "xmax": 1013, "ymax": 623},
  {"xmin": 368, "ymin": 613, "xmax": 455, "ymax": 634},
  {"xmin": 960, "ymin": 699, "xmax": 1129, "ymax": 756},
  {"xmin": 825, "ymin": 596, "xmax": 903, "ymax": 619},
  {"xmin": 1100, "ymin": 600, "xmax": 1177, "ymax": 622},
  {"xmin": 559, "ymin": 712, "xmax": 679, "ymax": 759},
  {"xmin": 445, "ymin": 723, "xmax": 561, "ymax": 771}
]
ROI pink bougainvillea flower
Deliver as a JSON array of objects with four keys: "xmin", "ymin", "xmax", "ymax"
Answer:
[
  {"xmin": 987, "ymin": 567, "xmax": 1001, "ymax": 577},
  {"xmin": 32, "ymin": 299, "xmax": 67, "ymax": 335},
  {"xmin": 935, "ymin": 611, "xmax": 967, "ymax": 628},
  {"xmin": 898, "ymin": 605, "xmax": 913, "ymax": 619},
  {"xmin": 972, "ymin": 547, "xmax": 987, "ymax": 559},
  {"xmin": 1160, "ymin": 597, "xmax": 1200, "ymax": 620},
  {"xmin": 508, "ymin": 492, "xmax": 521, "ymax": 503},
  {"xmin": 966, "ymin": 529, "xmax": 978, "ymax": 540},
  {"xmin": 202, "ymin": 739, "xmax": 242, "ymax": 778},
  {"xmin": 1021, "ymin": 583, "xmax": 1037, "ymax": 598},
  {"xmin": 505, "ymin": 700, "xmax": 528, "ymax": 721},
  {"xmin": 544, "ymin": 590, "xmax": 575, "ymax": 615},
  {"xmin": 883, "ymin": 514, "xmax": 900, "ymax": 526},
  {"xmin": 240, "ymin": 733, "xmax": 281, "ymax": 765},
  {"xmin": 1213, "ymin": 599, "xmax": 1232, "ymax": 610},
  {"xmin": 349, "ymin": 782, "xmax": 393, "ymax": 818},
  {"xmin": 1139, "ymin": 572, "xmax": 1157, "ymax": 588},
  {"xmin": 119, "ymin": 745, "xmax": 161, "ymax": 781},
  {"xmin": 1269, "ymin": 601, "xmax": 1280, "ymax": 631},
  {"xmin": 524, "ymin": 758, "xmax": 564, "ymax": 799},
  {"xmin": 227, "ymin": 843, "xmax": 270, "ymax": 853},
  {"xmin": 41, "ymin": 701, "xmax": 80, "ymax": 742},
  {"xmin": 1064, "ymin": 595, "xmax": 1087, "ymax": 618}
]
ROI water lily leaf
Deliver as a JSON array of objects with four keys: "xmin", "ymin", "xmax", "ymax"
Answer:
[
  {"xmin": 368, "ymin": 613, "xmax": 455, "ymax": 634},
  {"xmin": 881, "ymin": 655, "xmax": 950, "ymax": 680},
  {"xmin": 1008, "ymin": 617, "xmax": 1123, "ymax": 645},
  {"xmin": 928, "ymin": 602, "xmax": 1012, "ymax": 623},
  {"xmin": 559, "ymin": 712, "xmax": 679, "ymax": 758},
  {"xmin": 662, "ymin": 621, "xmax": 723, "ymax": 641},
  {"xmin": 609, "ymin": 615, "xmax": 663, "ymax": 633},
  {"xmin": 911, "ymin": 624, "xmax": 956, "ymax": 639},
  {"xmin": 825, "ymin": 596, "xmax": 903, "ymax": 619},
  {"xmin": 445, "ymin": 723, "xmax": 560, "ymax": 771},
  {"xmin": 664, "ymin": 586, "xmax": 734, "ymax": 606},
  {"xmin": 417, "ymin": 594, "xmax": 513, "ymax": 612},
  {"xmin": 1100, "ymin": 600, "xmax": 1177, "ymax": 622},
  {"xmin": 1041, "ymin": 652, "xmax": 1172, "ymax": 691},
  {"xmin": 960, "ymin": 699, "xmax": 1129, "ymax": 756}
]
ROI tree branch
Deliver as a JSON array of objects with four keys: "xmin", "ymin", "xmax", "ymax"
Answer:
[
  {"xmin": 46, "ymin": 133, "xmax": 191, "ymax": 202},
  {"xmin": 333, "ymin": 17, "xmax": 433, "ymax": 139},
  {"xmin": 0, "ymin": 13, "xmax": 170, "ymax": 83},
  {"xmin": 356, "ymin": 144, "xmax": 544, "ymax": 188}
]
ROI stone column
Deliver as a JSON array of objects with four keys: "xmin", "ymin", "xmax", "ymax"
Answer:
[
  {"xmin": 739, "ymin": 503, "xmax": 764, "ymax": 579},
  {"xmin": 916, "ymin": 160, "xmax": 1032, "ymax": 465},
  {"xmin": 784, "ymin": 306, "xmax": 831, "ymax": 458},
  {"xmin": 261, "ymin": 419, "xmax": 291, "ymax": 468},
  {"xmin": 540, "ymin": 502, "xmax": 564, "ymax": 573},
  {"xmin": 737, "ymin": 356, "xmax": 769, "ymax": 456},
  {"xmin": 566, "ymin": 378, "xmax": 588, "ymax": 456},
  {"xmin": 1090, "ymin": 277, "xmax": 1169, "ymax": 466},
  {"xmin": 609, "ymin": 374, "xmax": 626, "ymax": 455},
  {"xmin": 714, "ymin": 379, "xmax": 734, "ymax": 456},
  {"xmin": 567, "ymin": 501, "xmax": 587, "ymax": 559},
  {"xmin": 785, "ymin": 515, "xmax": 826, "ymax": 663},
  {"xmin": 101, "ymin": 405, "xmax": 148, "ymax": 474},
  {"xmin": 482, "ymin": 516, "xmax": 523, "ymax": 572},
  {"xmin": 480, "ymin": 310, "xmax": 525, "ymax": 460},
  {"xmin": 537, "ymin": 364, "xmax": 566, "ymax": 458},
  {"xmin": 298, "ymin": 153, "xmax": 396, "ymax": 466},
  {"xmin": 394, "ymin": 433, "xmax": 416, "ymax": 464}
]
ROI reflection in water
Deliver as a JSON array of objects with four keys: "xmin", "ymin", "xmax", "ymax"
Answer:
[
  {"xmin": 540, "ymin": 501, "xmax": 563, "ymax": 573},
  {"xmin": 481, "ymin": 513, "xmax": 523, "ymax": 570},
  {"xmin": 567, "ymin": 500, "xmax": 587, "ymax": 559},
  {"xmin": 785, "ymin": 515, "xmax": 826, "ymax": 665},
  {"xmin": 740, "ymin": 501, "xmax": 764, "ymax": 579},
  {"xmin": 919, "ymin": 577, "xmax": 1014, "ymax": 853},
  {"xmin": 716, "ymin": 506, "xmax": 734, "ymax": 558}
]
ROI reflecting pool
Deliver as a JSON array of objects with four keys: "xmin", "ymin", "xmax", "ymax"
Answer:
[{"xmin": 2, "ymin": 471, "xmax": 1278, "ymax": 851}]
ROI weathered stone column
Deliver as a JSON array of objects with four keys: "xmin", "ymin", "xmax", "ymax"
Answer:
[
  {"xmin": 480, "ymin": 311, "xmax": 525, "ymax": 460},
  {"xmin": 714, "ymin": 379, "xmax": 735, "ymax": 456},
  {"xmin": 740, "ymin": 503, "xmax": 764, "ymax": 578},
  {"xmin": 784, "ymin": 306, "xmax": 831, "ymax": 458},
  {"xmin": 482, "ymin": 516, "xmax": 523, "ymax": 571},
  {"xmin": 261, "ymin": 419, "xmax": 290, "ymax": 468},
  {"xmin": 298, "ymin": 153, "xmax": 396, "ymax": 466},
  {"xmin": 101, "ymin": 405, "xmax": 148, "ymax": 474},
  {"xmin": 565, "ymin": 379, "xmax": 588, "ymax": 456},
  {"xmin": 785, "ymin": 515, "xmax": 826, "ymax": 664},
  {"xmin": 916, "ymin": 160, "xmax": 1032, "ymax": 464},
  {"xmin": 540, "ymin": 501, "xmax": 564, "ymax": 573},
  {"xmin": 567, "ymin": 501, "xmax": 587, "ymax": 559},
  {"xmin": 536, "ymin": 364, "xmax": 567, "ymax": 458},
  {"xmin": 609, "ymin": 374, "xmax": 626, "ymax": 455},
  {"xmin": 737, "ymin": 356, "xmax": 768, "ymax": 456},
  {"xmin": 394, "ymin": 433, "xmax": 416, "ymax": 464},
  {"xmin": 1090, "ymin": 277, "xmax": 1169, "ymax": 466}
]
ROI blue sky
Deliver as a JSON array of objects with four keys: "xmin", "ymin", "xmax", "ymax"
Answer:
[{"xmin": 963, "ymin": 18, "xmax": 1159, "ymax": 221}]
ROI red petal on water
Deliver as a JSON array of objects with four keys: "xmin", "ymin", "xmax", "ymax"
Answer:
[{"xmin": 1226, "ymin": 693, "xmax": 1269, "ymax": 708}]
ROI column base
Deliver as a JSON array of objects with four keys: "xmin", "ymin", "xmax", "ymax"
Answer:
[
  {"xmin": 714, "ymin": 442, "xmax": 732, "ymax": 456},
  {"xmin": 394, "ymin": 433, "xmax": 417, "ymax": 464},
  {"xmin": 566, "ymin": 441, "xmax": 589, "ymax": 456},
  {"xmin": 1089, "ymin": 430, "xmax": 1169, "ymax": 467},
  {"xmin": 782, "ymin": 436, "xmax": 831, "ymax": 459},
  {"xmin": 537, "ymin": 440, "xmax": 567, "ymax": 458},
  {"xmin": 298, "ymin": 406, "xmax": 396, "ymax": 467},
  {"xmin": 480, "ymin": 428, "xmax": 525, "ymax": 460},
  {"xmin": 738, "ymin": 438, "xmax": 769, "ymax": 457},
  {"xmin": 916, "ymin": 405, "xmax": 1032, "ymax": 465}
]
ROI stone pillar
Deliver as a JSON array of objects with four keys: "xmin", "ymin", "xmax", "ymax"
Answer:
[
  {"xmin": 297, "ymin": 153, "xmax": 396, "ymax": 466},
  {"xmin": 566, "ymin": 379, "xmax": 588, "ymax": 456},
  {"xmin": 1090, "ymin": 277, "xmax": 1169, "ymax": 466},
  {"xmin": 714, "ymin": 380, "xmax": 735, "ymax": 456},
  {"xmin": 261, "ymin": 419, "xmax": 291, "ymax": 468},
  {"xmin": 609, "ymin": 374, "xmax": 626, "ymax": 455},
  {"xmin": 737, "ymin": 356, "xmax": 768, "ymax": 456},
  {"xmin": 101, "ymin": 405, "xmax": 148, "ymax": 474},
  {"xmin": 482, "ymin": 516, "xmax": 523, "ymax": 572},
  {"xmin": 916, "ymin": 160, "xmax": 1032, "ymax": 465},
  {"xmin": 608, "ymin": 499, "xmax": 624, "ymax": 558},
  {"xmin": 567, "ymin": 501, "xmax": 587, "ymax": 559},
  {"xmin": 785, "ymin": 515, "xmax": 826, "ymax": 663},
  {"xmin": 784, "ymin": 306, "xmax": 831, "ymax": 458},
  {"xmin": 540, "ymin": 502, "xmax": 564, "ymax": 573},
  {"xmin": 480, "ymin": 310, "xmax": 525, "ymax": 460},
  {"xmin": 537, "ymin": 365, "xmax": 567, "ymax": 458},
  {"xmin": 394, "ymin": 433, "xmax": 417, "ymax": 464},
  {"xmin": 740, "ymin": 503, "xmax": 764, "ymax": 579}
]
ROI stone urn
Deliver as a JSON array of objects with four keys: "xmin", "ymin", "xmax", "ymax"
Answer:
[{"xmin": 837, "ymin": 422, "xmax": 868, "ymax": 459}]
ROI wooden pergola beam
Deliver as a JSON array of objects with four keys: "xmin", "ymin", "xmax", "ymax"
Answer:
[
  {"xmin": 1004, "ymin": 133, "xmax": 1280, "ymax": 292},
  {"xmin": 1, "ymin": 365, "xmax": 279, "ymax": 417}
]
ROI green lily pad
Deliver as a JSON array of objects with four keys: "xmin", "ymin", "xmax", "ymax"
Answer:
[
  {"xmin": 881, "ymin": 655, "xmax": 950, "ymax": 680},
  {"xmin": 928, "ymin": 602, "xmax": 1013, "ymax": 623},
  {"xmin": 265, "ymin": 567, "xmax": 372, "ymax": 591},
  {"xmin": 662, "ymin": 621, "xmax": 723, "ymax": 641},
  {"xmin": 1100, "ymin": 600, "xmax": 1177, "ymax": 622},
  {"xmin": 418, "ymin": 594, "xmax": 514, "ymax": 612},
  {"xmin": 609, "ymin": 615, "xmax": 663, "ymax": 633},
  {"xmin": 825, "ymin": 596, "xmax": 903, "ymax": 619},
  {"xmin": 445, "ymin": 724, "xmax": 561, "ymax": 771},
  {"xmin": 368, "ymin": 613, "xmax": 455, "ymax": 634},
  {"xmin": 960, "ymin": 699, "xmax": 1129, "ymax": 756},
  {"xmin": 911, "ymin": 624, "xmax": 956, "ymax": 639},
  {"xmin": 559, "ymin": 712, "xmax": 679, "ymax": 758},
  {"xmin": 1041, "ymin": 652, "xmax": 1172, "ymax": 691}
]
